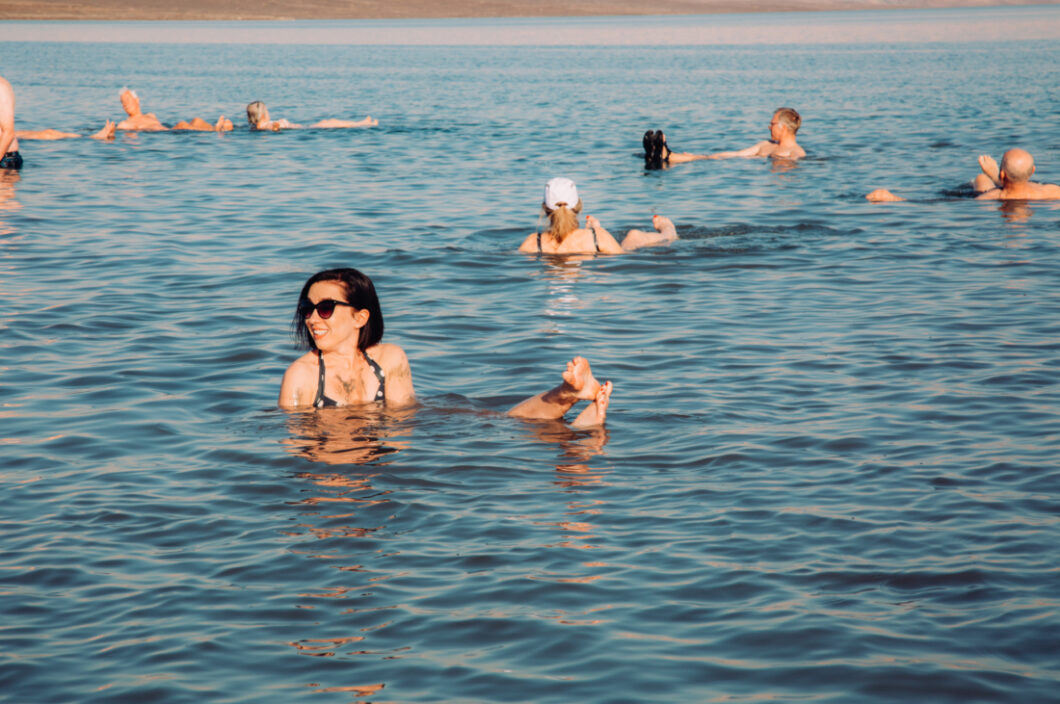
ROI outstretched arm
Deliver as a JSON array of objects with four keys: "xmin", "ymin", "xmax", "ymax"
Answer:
[
  {"xmin": 702, "ymin": 142, "xmax": 769, "ymax": 160},
  {"xmin": 509, "ymin": 356, "xmax": 602, "ymax": 420}
]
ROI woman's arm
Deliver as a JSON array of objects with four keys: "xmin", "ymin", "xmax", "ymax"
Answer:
[
  {"xmin": 279, "ymin": 356, "xmax": 317, "ymax": 410},
  {"xmin": 378, "ymin": 344, "xmax": 416, "ymax": 408}
]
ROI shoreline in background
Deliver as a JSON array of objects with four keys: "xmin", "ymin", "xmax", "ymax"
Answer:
[{"xmin": 0, "ymin": 0, "xmax": 1050, "ymax": 22}]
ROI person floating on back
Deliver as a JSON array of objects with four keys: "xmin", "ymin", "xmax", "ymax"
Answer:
[
  {"xmin": 643, "ymin": 107, "xmax": 805, "ymax": 169},
  {"xmin": 246, "ymin": 100, "xmax": 377, "ymax": 131},
  {"xmin": 116, "ymin": 88, "xmax": 232, "ymax": 132}
]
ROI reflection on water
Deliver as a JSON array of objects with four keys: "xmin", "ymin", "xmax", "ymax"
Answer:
[
  {"xmin": 0, "ymin": 170, "xmax": 20, "ymax": 236},
  {"xmin": 997, "ymin": 199, "xmax": 1035, "ymax": 224},
  {"xmin": 283, "ymin": 407, "xmax": 414, "ymax": 466}
]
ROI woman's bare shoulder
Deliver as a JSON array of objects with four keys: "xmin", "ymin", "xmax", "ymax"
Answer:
[{"xmin": 368, "ymin": 342, "xmax": 409, "ymax": 367}]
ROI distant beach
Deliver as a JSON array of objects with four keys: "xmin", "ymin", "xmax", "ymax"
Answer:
[{"xmin": 0, "ymin": 0, "xmax": 1049, "ymax": 21}]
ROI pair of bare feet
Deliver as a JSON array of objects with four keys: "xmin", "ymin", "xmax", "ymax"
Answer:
[
  {"xmin": 508, "ymin": 356, "xmax": 613, "ymax": 427},
  {"xmin": 563, "ymin": 356, "xmax": 613, "ymax": 428}
]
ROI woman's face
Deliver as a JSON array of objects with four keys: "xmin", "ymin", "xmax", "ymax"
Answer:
[{"xmin": 303, "ymin": 280, "xmax": 365, "ymax": 351}]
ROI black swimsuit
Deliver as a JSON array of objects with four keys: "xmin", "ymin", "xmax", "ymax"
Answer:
[
  {"xmin": 537, "ymin": 229, "xmax": 599, "ymax": 253},
  {"xmin": 1, "ymin": 151, "xmax": 23, "ymax": 170},
  {"xmin": 314, "ymin": 349, "xmax": 386, "ymax": 407}
]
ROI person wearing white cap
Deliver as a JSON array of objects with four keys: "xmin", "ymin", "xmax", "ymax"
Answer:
[{"xmin": 518, "ymin": 177, "xmax": 677, "ymax": 255}]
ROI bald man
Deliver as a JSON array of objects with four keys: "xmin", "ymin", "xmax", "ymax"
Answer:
[
  {"xmin": 0, "ymin": 76, "xmax": 23, "ymax": 169},
  {"xmin": 975, "ymin": 149, "xmax": 1060, "ymax": 200}
]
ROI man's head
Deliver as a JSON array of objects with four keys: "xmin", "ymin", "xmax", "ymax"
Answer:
[
  {"xmin": 119, "ymin": 89, "xmax": 140, "ymax": 117},
  {"xmin": 1000, "ymin": 148, "xmax": 1035, "ymax": 184},
  {"xmin": 772, "ymin": 107, "xmax": 801, "ymax": 135}
]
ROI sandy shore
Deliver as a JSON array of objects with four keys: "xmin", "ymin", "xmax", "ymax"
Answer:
[{"xmin": 0, "ymin": 0, "xmax": 1046, "ymax": 21}]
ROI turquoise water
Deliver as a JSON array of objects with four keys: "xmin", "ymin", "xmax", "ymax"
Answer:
[{"xmin": 2, "ymin": 8, "xmax": 1060, "ymax": 703}]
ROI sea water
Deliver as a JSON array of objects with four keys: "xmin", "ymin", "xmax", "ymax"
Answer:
[{"xmin": 1, "ymin": 7, "xmax": 1059, "ymax": 702}]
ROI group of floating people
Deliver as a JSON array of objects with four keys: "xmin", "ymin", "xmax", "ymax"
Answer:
[
  {"xmin": 0, "ymin": 76, "xmax": 377, "ymax": 168},
  {"xmin": 4, "ymin": 77, "xmax": 1059, "ymax": 427}
]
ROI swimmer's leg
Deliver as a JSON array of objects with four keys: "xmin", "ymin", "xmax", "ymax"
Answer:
[
  {"xmin": 621, "ymin": 214, "xmax": 678, "ymax": 250},
  {"xmin": 571, "ymin": 380, "xmax": 611, "ymax": 428},
  {"xmin": 508, "ymin": 356, "xmax": 602, "ymax": 420}
]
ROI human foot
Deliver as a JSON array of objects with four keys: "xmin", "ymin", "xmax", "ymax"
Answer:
[
  {"xmin": 91, "ymin": 119, "xmax": 116, "ymax": 140},
  {"xmin": 562, "ymin": 356, "xmax": 602, "ymax": 401},
  {"xmin": 652, "ymin": 214, "xmax": 677, "ymax": 237},
  {"xmin": 572, "ymin": 380, "xmax": 612, "ymax": 428}
]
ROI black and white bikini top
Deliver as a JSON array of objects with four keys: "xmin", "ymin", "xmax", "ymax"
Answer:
[{"xmin": 314, "ymin": 349, "xmax": 386, "ymax": 407}]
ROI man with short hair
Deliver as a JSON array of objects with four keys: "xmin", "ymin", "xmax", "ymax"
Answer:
[{"xmin": 646, "ymin": 107, "xmax": 806, "ymax": 168}]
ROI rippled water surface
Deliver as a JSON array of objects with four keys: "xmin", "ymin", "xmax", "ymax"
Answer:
[{"xmin": 2, "ymin": 8, "xmax": 1060, "ymax": 703}]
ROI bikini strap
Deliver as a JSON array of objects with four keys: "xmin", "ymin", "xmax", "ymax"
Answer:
[
  {"xmin": 363, "ymin": 351, "xmax": 386, "ymax": 401},
  {"xmin": 314, "ymin": 350, "xmax": 326, "ymax": 408},
  {"xmin": 592, "ymin": 227, "xmax": 599, "ymax": 252},
  {"xmin": 537, "ymin": 231, "xmax": 542, "ymax": 252}
]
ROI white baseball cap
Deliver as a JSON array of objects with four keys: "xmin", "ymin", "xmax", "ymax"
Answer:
[{"xmin": 544, "ymin": 177, "xmax": 579, "ymax": 210}]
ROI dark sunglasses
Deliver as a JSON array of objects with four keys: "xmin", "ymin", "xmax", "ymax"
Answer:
[{"xmin": 299, "ymin": 299, "xmax": 354, "ymax": 319}]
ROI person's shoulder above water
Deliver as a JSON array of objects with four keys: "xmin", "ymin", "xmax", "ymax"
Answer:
[
  {"xmin": 975, "ymin": 148, "xmax": 1060, "ymax": 200},
  {"xmin": 366, "ymin": 341, "xmax": 415, "ymax": 407}
]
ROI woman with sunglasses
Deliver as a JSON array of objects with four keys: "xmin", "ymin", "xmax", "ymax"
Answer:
[
  {"xmin": 279, "ymin": 268, "xmax": 612, "ymax": 426},
  {"xmin": 279, "ymin": 268, "xmax": 415, "ymax": 410}
]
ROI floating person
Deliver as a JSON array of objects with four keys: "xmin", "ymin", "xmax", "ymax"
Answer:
[
  {"xmin": 973, "ymin": 149, "xmax": 1060, "ymax": 200},
  {"xmin": 643, "ymin": 107, "xmax": 805, "ymax": 168},
  {"xmin": 116, "ymin": 88, "xmax": 167, "ymax": 131},
  {"xmin": 246, "ymin": 100, "xmax": 378, "ymax": 131},
  {"xmin": 0, "ymin": 76, "xmax": 23, "ymax": 169},
  {"xmin": 518, "ymin": 177, "xmax": 677, "ymax": 255},
  {"xmin": 279, "ymin": 268, "xmax": 611, "ymax": 427},
  {"xmin": 866, "ymin": 148, "xmax": 1060, "ymax": 202},
  {"xmin": 116, "ymin": 88, "xmax": 230, "ymax": 132}
]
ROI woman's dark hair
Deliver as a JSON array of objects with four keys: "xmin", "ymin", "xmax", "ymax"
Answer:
[{"xmin": 291, "ymin": 268, "xmax": 384, "ymax": 351}]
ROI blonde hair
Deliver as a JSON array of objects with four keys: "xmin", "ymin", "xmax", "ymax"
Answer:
[
  {"xmin": 544, "ymin": 200, "xmax": 583, "ymax": 243},
  {"xmin": 246, "ymin": 101, "xmax": 267, "ymax": 127}
]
